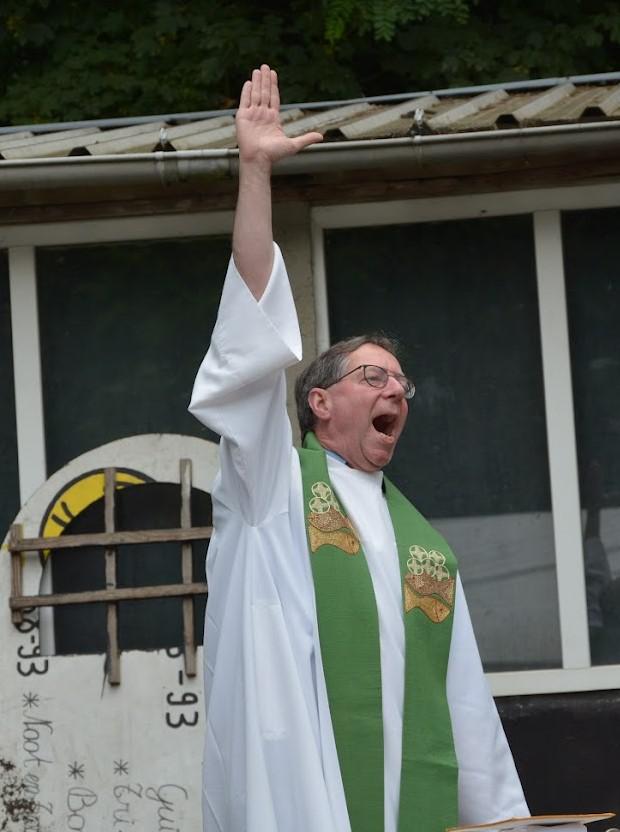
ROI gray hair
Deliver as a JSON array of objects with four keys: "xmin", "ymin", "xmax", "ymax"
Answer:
[{"xmin": 294, "ymin": 334, "xmax": 401, "ymax": 438}]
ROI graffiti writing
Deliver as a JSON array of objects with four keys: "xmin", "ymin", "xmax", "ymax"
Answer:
[
  {"xmin": 15, "ymin": 610, "xmax": 49, "ymax": 677},
  {"xmin": 111, "ymin": 781, "xmax": 189, "ymax": 830},
  {"xmin": 23, "ymin": 771, "xmax": 53, "ymax": 819},
  {"xmin": 22, "ymin": 714, "xmax": 53, "ymax": 770},
  {"xmin": 66, "ymin": 785, "xmax": 98, "ymax": 831},
  {"xmin": 145, "ymin": 784, "xmax": 188, "ymax": 832},
  {"xmin": 15, "ymin": 614, "xmax": 38, "ymax": 634},
  {"xmin": 165, "ymin": 669, "xmax": 199, "ymax": 729},
  {"xmin": 112, "ymin": 782, "xmax": 143, "ymax": 828}
]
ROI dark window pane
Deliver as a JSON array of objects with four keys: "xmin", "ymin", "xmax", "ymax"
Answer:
[
  {"xmin": 37, "ymin": 237, "xmax": 228, "ymax": 474},
  {"xmin": 325, "ymin": 217, "xmax": 560, "ymax": 671},
  {"xmin": 563, "ymin": 207, "xmax": 620, "ymax": 666},
  {"xmin": 0, "ymin": 251, "xmax": 20, "ymax": 543}
]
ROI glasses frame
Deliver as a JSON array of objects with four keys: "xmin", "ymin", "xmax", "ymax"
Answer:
[{"xmin": 326, "ymin": 364, "xmax": 416, "ymax": 399}]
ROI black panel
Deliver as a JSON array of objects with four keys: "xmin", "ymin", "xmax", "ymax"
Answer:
[
  {"xmin": 563, "ymin": 207, "xmax": 620, "ymax": 667},
  {"xmin": 37, "ymin": 237, "xmax": 228, "ymax": 475},
  {"xmin": 325, "ymin": 217, "xmax": 550, "ymax": 519},
  {"xmin": 499, "ymin": 691, "xmax": 620, "ymax": 824},
  {"xmin": 324, "ymin": 218, "xmax": 562, "ymax": 672},
  {"xmin": 563, "ymin": 207, "xmax": 620, "ymax": 507}
]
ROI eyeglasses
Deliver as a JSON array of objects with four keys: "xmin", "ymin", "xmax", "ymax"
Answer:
[{"xmin": 326, "ymin": 364, "xmax": 416, "ymax": 399}]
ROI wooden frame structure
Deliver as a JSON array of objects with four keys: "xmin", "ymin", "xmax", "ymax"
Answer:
[{"xmin": 8, "ymin": 461, "xmax": 210, "ymax": 685}]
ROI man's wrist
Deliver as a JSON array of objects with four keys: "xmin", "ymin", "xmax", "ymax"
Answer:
[{"xmin": 238, "ymin": 155, "xmax": 273, "ymax": 179}]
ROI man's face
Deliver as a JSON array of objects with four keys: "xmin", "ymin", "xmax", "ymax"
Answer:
[{"xmin": 313, "ymin": 343, "xmax": 409, "ymax": 472}]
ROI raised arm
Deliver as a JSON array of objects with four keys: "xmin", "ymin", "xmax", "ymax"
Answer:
[
  {"xmin": 189, "ymin": 66, "xmax": 321, "ymax": 523},
  {"xmin": 233, "ymin": 64, "xmax": 322, "ymax": 299}
]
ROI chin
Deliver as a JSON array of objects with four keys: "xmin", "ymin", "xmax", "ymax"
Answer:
[{"xmin": 364, "ymin": 449, "xmax": 394, "ymax": 471}]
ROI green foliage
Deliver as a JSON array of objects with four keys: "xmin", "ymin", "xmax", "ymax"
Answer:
[
  {"xmin": 323, "ymin": 0, "xmax": 469, "ymax": 43},
  {"xmin": 0, "ymin": 0, "xmax": 619, "ymax": 125},
  {"xmin": 379, "ymin": 0, "xmax": 620, "ymax": 89}
]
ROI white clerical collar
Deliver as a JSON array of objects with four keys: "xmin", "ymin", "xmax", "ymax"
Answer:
[
  {"xmin": 324, "ymin": 447, "xmax": 385, "ymax": 491},
  {"xmin": 324, "ymin": 448, "xmax": 348, "ymax": 465}
]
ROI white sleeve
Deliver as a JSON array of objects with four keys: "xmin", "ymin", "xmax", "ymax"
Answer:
[
  {"xmin": 448, "ymin": 575, "xmax": 531, "ymax": 824},
  {"xmin": 188, "ymin": 243, "xmax": 302, "ymax": 526}
]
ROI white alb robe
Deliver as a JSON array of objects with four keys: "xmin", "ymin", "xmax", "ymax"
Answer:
[{"xmin": 189, "ymin": 244, "xmax": 531, "ymax": 832}]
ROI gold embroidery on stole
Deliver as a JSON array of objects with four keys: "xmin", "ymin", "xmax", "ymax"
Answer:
[
  {"xmin": 404, "ymin": 544, "xmax": 455, "ymax": 623},
  {"xmin": 307, "ymin": 481, "xmax": 360, "ymax": 555}
]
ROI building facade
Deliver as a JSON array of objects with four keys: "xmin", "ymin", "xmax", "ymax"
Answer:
[{"xmin": 1, "ymin": 74, "xmax": 620, "ymax": 829}]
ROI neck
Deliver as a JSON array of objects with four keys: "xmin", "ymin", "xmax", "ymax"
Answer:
[{"xmin": 313, "ymin": 430, "xmax": 353, "ymax": 468}]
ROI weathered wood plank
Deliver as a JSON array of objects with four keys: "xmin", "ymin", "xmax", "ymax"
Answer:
[
  {"xmin": 9, "ymin": 524, "xmax": 24, "ymax": 624},
  {"xmin": 10, "ymin": 582, "xmax": 209, "ymax": 609},
  {"xmin": 180, "ymin": 459, "xmax": 196, "ymax": 677},
  {"xmin": 9, "ymin": 526, "xmax": 213, "ymax": 552},
  {"xmin": 104, "ymin": 467, "xmax": 120, "ymax": 685}
]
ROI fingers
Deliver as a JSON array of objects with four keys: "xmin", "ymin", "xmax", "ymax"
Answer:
[
  {"xmin": 260, "ymin": 64, "xmax": 271, "ymax": 107},
  {"xmin": 250, "ymin": 68, "xmax": 261, "ymax": 107},
  {"xmin": 239, "ymin": 80, "xmax": 252, "ymax": 109},
  {"xmin": 244, "ymin": 64, "xmax": 278, "ymax": 110},
  {"xmin": 292, "ymin": 131, "xmax": 324, "ymax": 152},
  {"xmin": 270, "ymin": 69, "xmax": 280, "ymax": 112}
]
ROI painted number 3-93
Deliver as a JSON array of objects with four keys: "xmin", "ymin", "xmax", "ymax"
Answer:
[
  {"xmin": 165, "ymin": 692, "xmax": 199, "ymax": 729},
  {"xmin": 17, "ymin": 644, "xmax": 49, "ymax": 677}
]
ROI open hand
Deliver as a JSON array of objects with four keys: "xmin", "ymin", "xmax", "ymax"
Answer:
[{"xmin": 236, "ymin": 64, "xmax": 323, "ymax": 166}]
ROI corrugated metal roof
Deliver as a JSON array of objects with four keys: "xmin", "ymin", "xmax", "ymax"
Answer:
[
  {"xmin": 336, "ymin": 96, "xmax": 437, "ymax": 139},
  {"xmin": 2, "ymin": 80, "xmax": 620, "ymax": 161}
]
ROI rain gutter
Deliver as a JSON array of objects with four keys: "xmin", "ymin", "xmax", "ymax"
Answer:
[{"xmin": 1, "ymin": 120, "xmax": 619, "ymax": 191}]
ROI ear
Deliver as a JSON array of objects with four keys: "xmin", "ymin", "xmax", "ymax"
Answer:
[{"xmin": 307, "ymin": 387, "xmax": 332, "ymax": 424}]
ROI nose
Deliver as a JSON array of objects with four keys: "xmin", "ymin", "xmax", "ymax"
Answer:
[{"xmin": 384, "ymin": 374, "xmax": 406, "ymax": 400}]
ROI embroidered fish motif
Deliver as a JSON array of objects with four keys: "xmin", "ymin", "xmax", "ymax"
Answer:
[
  {"xmin": 307, "ymin": 482, "xmax": 360, "ymax": 556},
  {"xmin": 404, "ymin": 545, "xmax": 454, "ymax": 622}
]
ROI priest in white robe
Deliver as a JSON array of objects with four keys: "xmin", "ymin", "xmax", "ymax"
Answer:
[{"xmin": 190, "ymin": 64, "xmax": 533, "ymax": 832}]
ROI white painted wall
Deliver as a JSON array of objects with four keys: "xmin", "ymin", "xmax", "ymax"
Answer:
[{"xmin": 0, "ymin": 434, "xmax": 218, "ymax": 831}]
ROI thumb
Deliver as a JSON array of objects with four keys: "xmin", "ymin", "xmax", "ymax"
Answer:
[{"xmin": 291, "ymin": 131, "xmax": 324, "ymax": 153}]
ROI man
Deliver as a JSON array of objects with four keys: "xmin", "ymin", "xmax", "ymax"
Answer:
[{"xmin": 189, "ymin": 65, "xmax": 529, "ymax": 832}]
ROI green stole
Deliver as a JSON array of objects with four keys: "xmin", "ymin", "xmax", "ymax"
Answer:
[{"xmin": 298, "ymin": 433, "xmax": 459, "ymax": 832}]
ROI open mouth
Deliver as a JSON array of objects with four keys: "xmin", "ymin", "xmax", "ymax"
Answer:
[{"xmin": 372, "ymin": 414, "xmax": 397, "ymax": 438}]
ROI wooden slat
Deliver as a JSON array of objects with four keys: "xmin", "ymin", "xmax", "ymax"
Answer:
[
  {"xmin": 104, "ymin": 468, "xmax": 120, "ymax": 685},
  {"xmin": 9, "ymin": 525, "xmax": 24, "ymax": 624},
  {"xmin": 180, "ymin": 459, "xmax": 196, "ymax": 677},
  {"xmin": 10, "ymin": 525, "xmax": 213, "ymax": 552},
  {"xmin": 10, "ymin": 582, "xmax": 208, "ymax": 609}
]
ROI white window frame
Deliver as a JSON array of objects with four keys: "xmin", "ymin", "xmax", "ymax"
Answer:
[
  {"xmin": 311, "ymin": 181, "xmax": 620, "ymax": 697},
  {"xmin": 4, "ymin": 182, "xmax": 620, "ymax": 696},
  {"xmin": 4, "ymin": 210, "xmax": 233, "ymax": 505}
]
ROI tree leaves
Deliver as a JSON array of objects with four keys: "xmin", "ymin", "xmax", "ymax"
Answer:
[{"xmin": 0, "ymin": 0, "xmax": 618, "ymax": 125}]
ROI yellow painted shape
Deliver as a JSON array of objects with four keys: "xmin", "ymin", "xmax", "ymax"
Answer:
[{"xmin": 41, "ymin": 470, "xmax": 148, "ymax": 557}]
